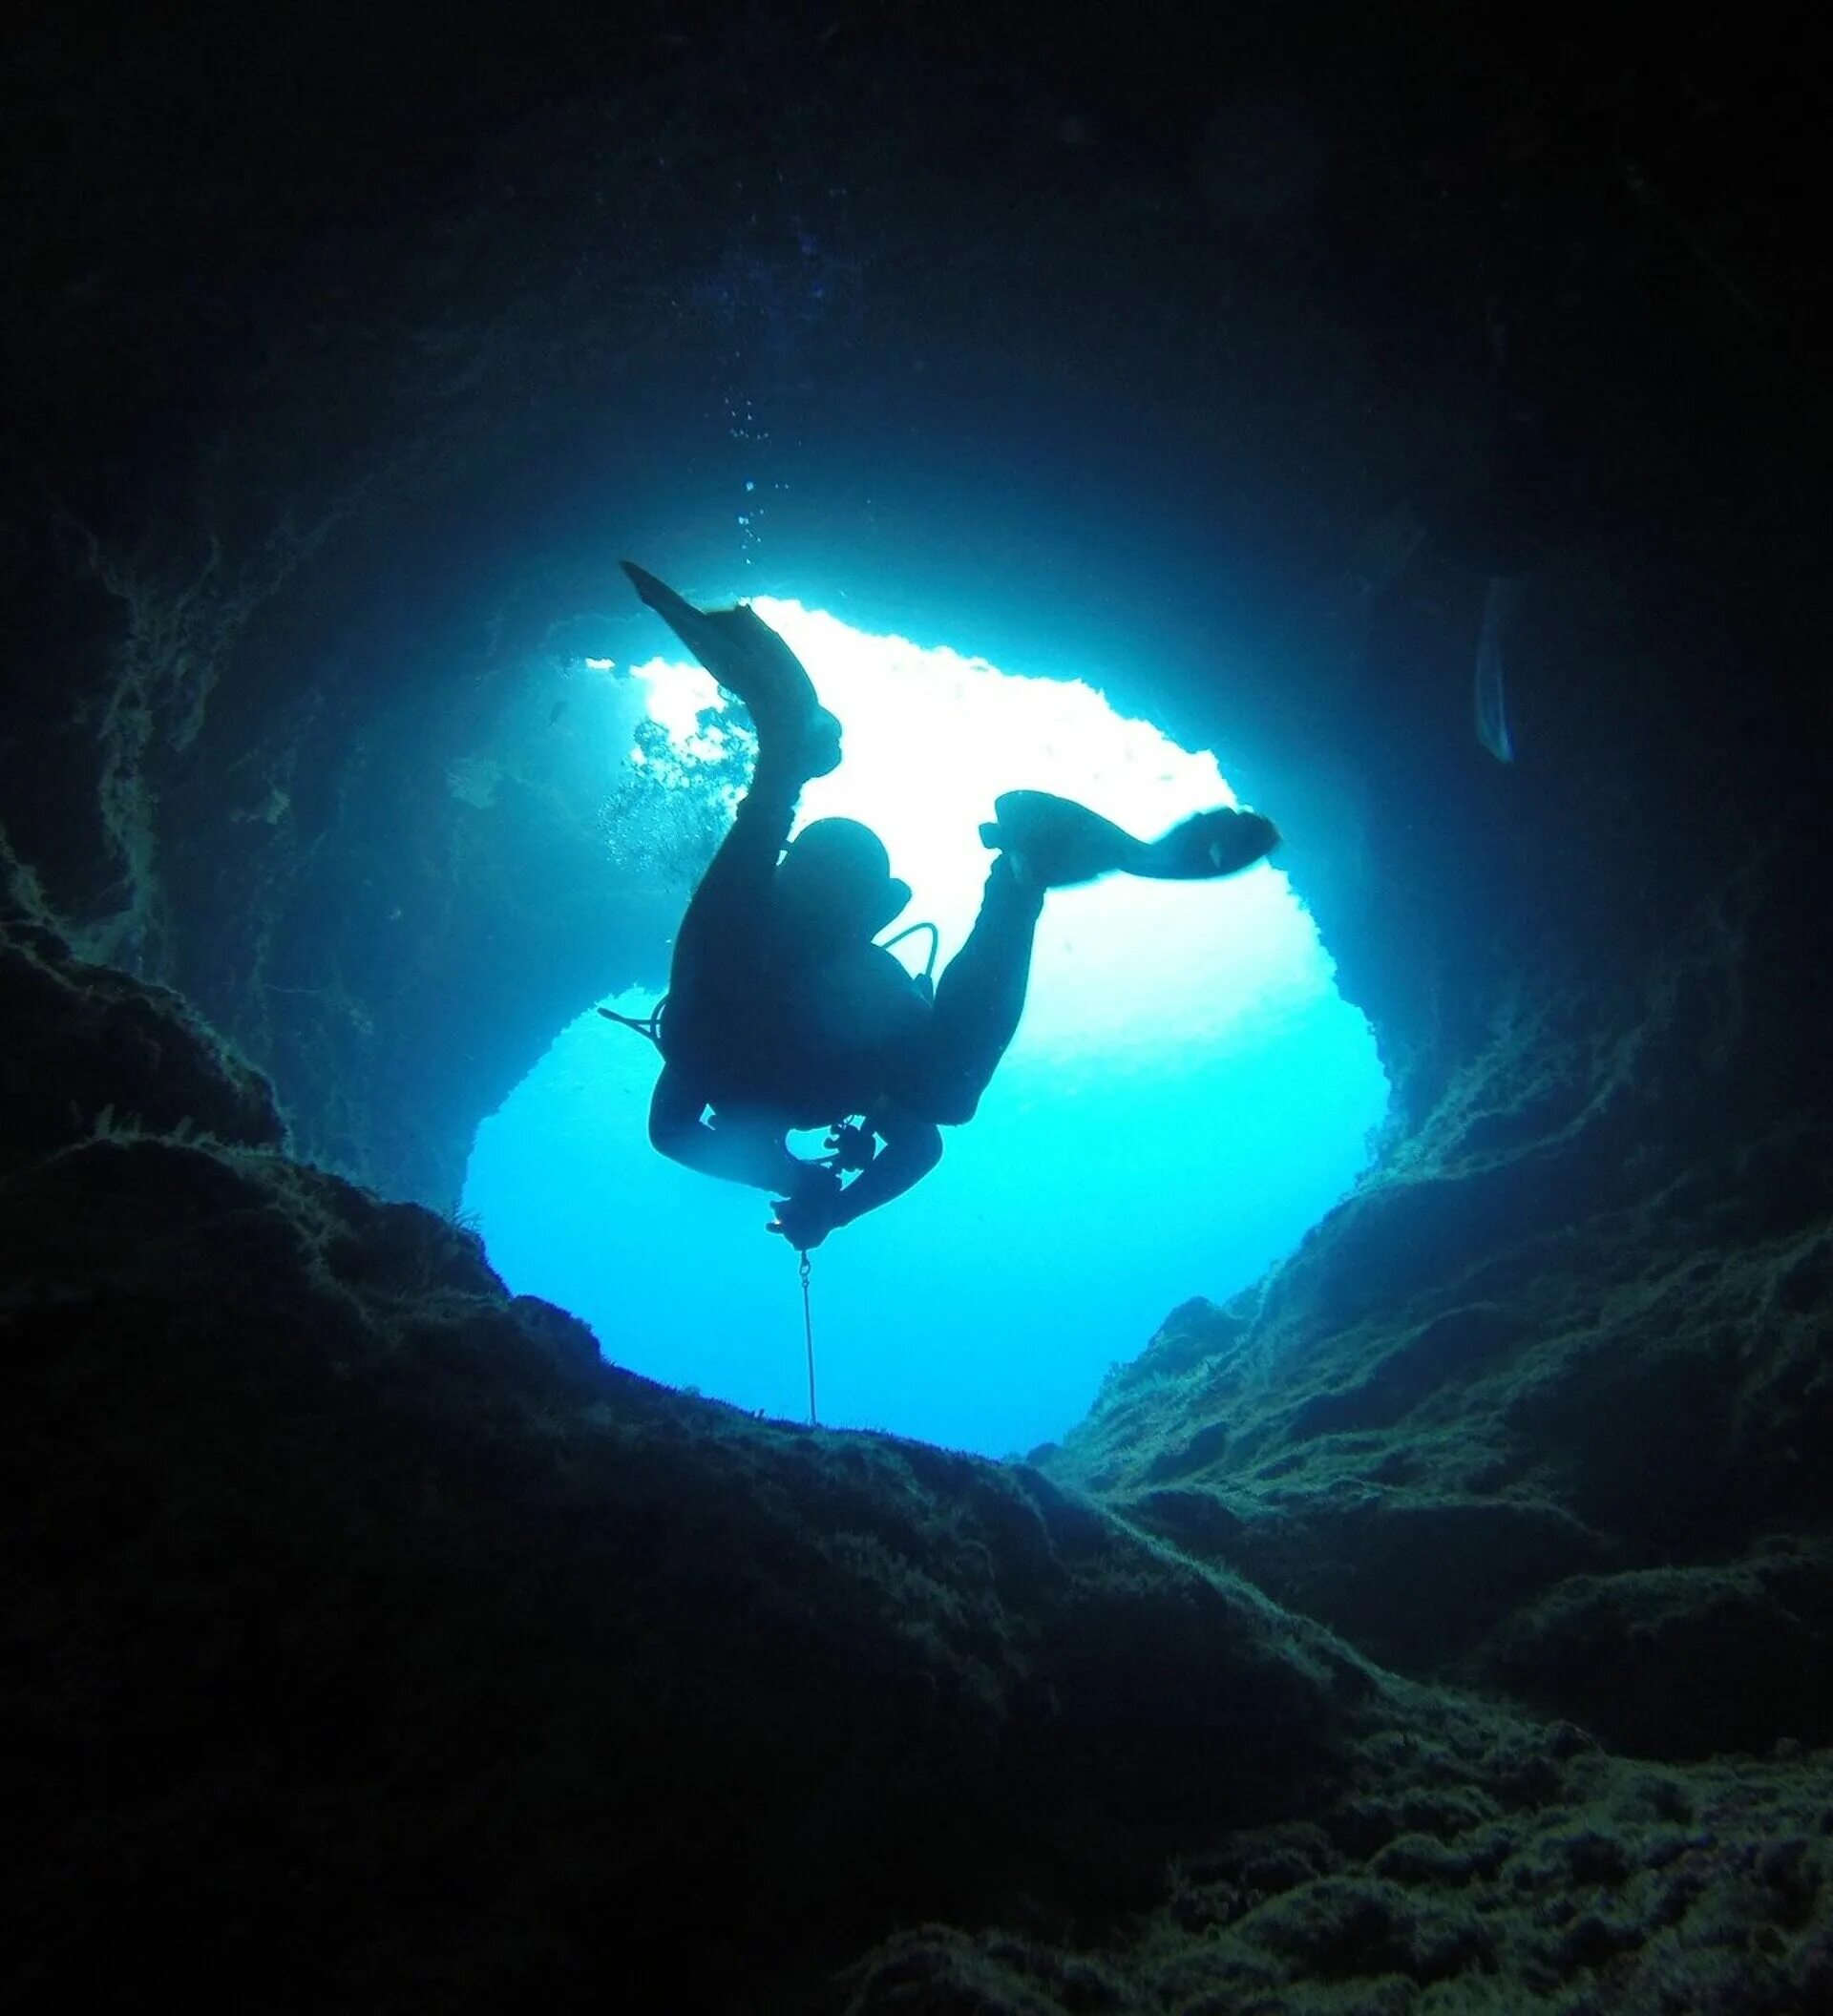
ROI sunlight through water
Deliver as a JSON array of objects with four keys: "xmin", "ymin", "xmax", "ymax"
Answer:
[{"xmin": 465, "ymin": 600, "xmax": 1389, "ymax": 1456}]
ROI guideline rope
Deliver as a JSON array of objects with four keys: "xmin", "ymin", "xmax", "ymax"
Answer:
[{"xmin": 799, "ymin": 1250, "xmax": 817, "ymax": 1426}]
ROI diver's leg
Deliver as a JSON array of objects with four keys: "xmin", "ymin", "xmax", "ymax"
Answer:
[
  {"xmin": 650, "ymin": 1063, "xmax": 811, "ymax": 1196},
  {"xmin": 663, "ymin": 711, "xmax": 846, "ymax": 1081},
  {"xmin": 632, "ymin": 567, "xmax": 842, "ymax": 1045},
  {"xmin": 662, "ymin": 733, "xmax": 820, "ymax": 1088},
  {"xmin": 903, "ymin": 859, "xmax": 1045, "ymax": 1124}
]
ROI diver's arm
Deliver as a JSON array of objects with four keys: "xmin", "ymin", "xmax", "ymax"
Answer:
[
  {"xmin": 648, "ymin": 1066, "xmax": 809, "ymax": 1195},
  {"xmin": 832, "ymin": 1109, "xmax": 943, "ymax": 1228}
]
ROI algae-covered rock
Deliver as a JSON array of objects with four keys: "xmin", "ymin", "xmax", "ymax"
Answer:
[{"xmin": 0, "ymin": 922, "xmax": 284, "ymax": 1164}]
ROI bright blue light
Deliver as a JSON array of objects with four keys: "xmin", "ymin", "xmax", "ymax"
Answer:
[{"xmin": 464, "ymin": 605, "xmax": 1388, "ymax": 1456}]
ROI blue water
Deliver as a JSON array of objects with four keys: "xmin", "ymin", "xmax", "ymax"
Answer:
[{"xmin": 463, "ymin": 604, "xmax": 1389, "ymax": 1456}]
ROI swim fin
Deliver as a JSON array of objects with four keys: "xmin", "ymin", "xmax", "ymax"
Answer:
[
  {"xmin": 978, "ymin": 791, "xmax": 1151, "ymax": 886},
  {"xmin": 979, "ymin": 789, "xmax": 1278, "ymax": 887},
  {"xmin": 622, "ymin": 561, "xmax": 841, "ymax": 778},
  {"xmin": 1137, "ymin": 805, "xmax": 1280, "ymax": 879}
]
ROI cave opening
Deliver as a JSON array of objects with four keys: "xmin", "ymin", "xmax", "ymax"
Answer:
[{"xmin": 462, "ymin": 596, "xmax": 1388, "ymax": 1454}]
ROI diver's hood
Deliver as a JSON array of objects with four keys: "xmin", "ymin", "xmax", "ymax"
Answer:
[{"xmin": 775, "ymin": 818, "xmax": 911, "ymax": 939}]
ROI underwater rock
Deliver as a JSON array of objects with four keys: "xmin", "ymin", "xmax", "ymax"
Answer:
[
  {"xmin": 1489, "ymin": 1544, "xmax": 1833, "ymax": 1757},
  {"xmin": 7, "ymin": 945, "xmax": 1829, "ymax": 2010},
  {"xmin": 841, "ymin": 1717, "xmax": 1833, "ymax": 2015},
  {"xmin": 3, "ymin": 1080, "xmax": 1366, "ymax": 2010},
  {"xmin": 0, "ymin": 921, "xmax": 284, "ymax": 1165},
  {"xmin": 11, "ymin": 1063, "xmax": 1831, "ymax": 2011},
  {"xmin": 1043, "ymin": 839, "xmax": 1833, "ymax": 1747},
  {"xmin": 1123, "ymin": 1484, "xmax": 1603, "ymax": 1672}
]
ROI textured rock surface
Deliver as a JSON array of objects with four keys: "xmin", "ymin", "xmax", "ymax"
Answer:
[
  {"xmin": 0, "ymin": 920, "xmax": 285, "ymax": 1162},
  {"xmin": 843, "ymin": 1736, "xmax": 1833, "ymax": 2015},
  {"xmin": 2, "ymin": 941, "xmax": 1361, "ymax": 2008},
  {"xmin": 1038, "ymin": 825, "xmax": 1833, "ymax": 1753},
  {"xmin": 6, "ymin": 947, "xmax": 1831, "ymax": 2012}
]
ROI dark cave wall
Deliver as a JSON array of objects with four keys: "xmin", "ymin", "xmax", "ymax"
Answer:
[
  {"xmin": 143, "ymin": 473, "xmax": 698, "ymax": 1206},
  {"xmin": 1022, "ymin": 357, "xmax": 1833, "ymax": 1741},
  {"xmin": 1041, "ymin": 775, "xmax": 1833, "ymax": 1751}
]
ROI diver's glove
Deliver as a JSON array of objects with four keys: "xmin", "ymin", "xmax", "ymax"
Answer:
[{"xmin": 769, "ymin": 1162, "xmax": 845, "ymax": 1252}]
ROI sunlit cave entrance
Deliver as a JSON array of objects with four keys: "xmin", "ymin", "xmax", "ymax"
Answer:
[{"xmin": 464, "ymin": 599, "xmax": 1389, "ymax": 1456}]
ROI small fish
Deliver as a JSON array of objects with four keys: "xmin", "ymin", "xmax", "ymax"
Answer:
[{"xmin": 550, "ymin": 700, "xmax": 568, "ymax": 724}]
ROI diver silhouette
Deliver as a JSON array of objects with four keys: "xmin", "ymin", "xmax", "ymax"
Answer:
[{"xmin": 623, "ymin": 563, "xmax": 1279, "ymax": 1251}]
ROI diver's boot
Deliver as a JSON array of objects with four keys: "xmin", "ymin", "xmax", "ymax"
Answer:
[
  {"xmin": 979, "ymin": 789, "xmax": 1279, "ymax": 888},
  {"xmin": 622, "ymin": 561, "xmax": 842, "ymax": 780}
]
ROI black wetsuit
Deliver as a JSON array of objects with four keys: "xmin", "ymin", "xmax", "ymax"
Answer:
[{"xmin": 651, "ymin": 735, "xmax": 1043, "ymax": 1228}]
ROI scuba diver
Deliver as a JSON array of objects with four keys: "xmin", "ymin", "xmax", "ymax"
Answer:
[{"xmin": 622, "ymin": 563, "xmax": 1279, "ymax": 1251}]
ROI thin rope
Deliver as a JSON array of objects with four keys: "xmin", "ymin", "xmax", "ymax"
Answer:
[{"xmin": 799, "ymin": 1250, "xmax": 817, "ymax": 1426}]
